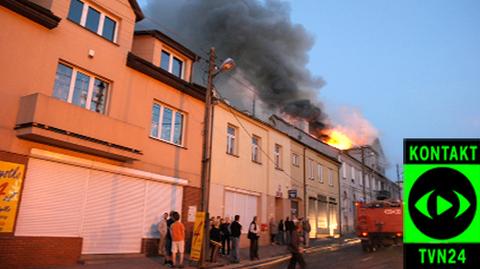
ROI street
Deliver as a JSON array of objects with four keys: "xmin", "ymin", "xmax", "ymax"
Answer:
[{"xmin": 267, "ymin": 244, "xmax": 403, "ymax": 269}]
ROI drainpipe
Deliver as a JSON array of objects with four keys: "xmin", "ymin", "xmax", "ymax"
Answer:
[
  {"xmin": 303, "ymin": 147, "xmax": 307, "ymax": 219},
  {"xmin": 337, "ymin": 155, "xmax": 342, "ymax": 236}
]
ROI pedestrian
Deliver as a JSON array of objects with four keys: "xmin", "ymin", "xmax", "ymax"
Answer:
[
  {"xmin": 278, "ymin": 219, "xmax": 285, "ymax": 245},
  {"xmin": 230, "ymin": 215, "xmax": 242, "ymax": 263},
  {"xmin": 303, "ymin": 218, "xmax": 311, "ymax": 247},
  {"xmin": 157, "ymin": 212, "xmax": 169, "ymax": 256},
  {"xmin": 288, "ymin": 222, "xmax": 306, "ymax": 269},
  {"xmin": 248, "ymin": 216, "xmax": 260, "ymax": 260},
  {"xmin": 209, "ymin": 220, "xmax": 222, "ymax": 262},
  {"xmin": 170, "ymin": 211, "xmax": 185, "ymax": 268},
  {"xmin": 164, "ymin": 211, "xmax": 175, "ymax": 267},
  {"xmin": 285, "ymin": 217, "xmax": 294, "ymax": 244},
  {"xmin": 220, "ymin": 216, "xmax": 231, "ymax": 255},
  {"xmin": 269, "ymin": 216, "xmax": 278, "ymax": 245}
]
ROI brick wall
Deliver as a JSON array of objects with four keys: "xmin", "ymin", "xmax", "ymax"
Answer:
[
  {"xmin": 181, "ymin": 186, "xmax": 201, "ymax": 253},
  {"xmin": 0, "ymin": 236, "xmax": 82, "ymax": 268}
]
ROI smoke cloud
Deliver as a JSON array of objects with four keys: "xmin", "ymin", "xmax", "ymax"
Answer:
[{"xmin": 139, "ymin": 0, "xmax": 327, "ymax": 129}]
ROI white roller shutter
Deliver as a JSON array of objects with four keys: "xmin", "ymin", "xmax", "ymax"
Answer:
[
  {"xmin": 143, "ymin": 181, "xmax": 183, "ymax": 238},
  {"xmin": 224, "ymin": 191, "xmax": 257, "ymax": 233},
  {"xmin": 15, "ymin": 159, "xmax": 88, "ymax": 237},
  {"xmin": 81, "ymin": 171, "xmax": 145, "ymax": 254}
]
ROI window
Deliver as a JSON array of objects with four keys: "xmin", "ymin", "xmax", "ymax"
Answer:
[
  {"xmin": 274, "ymin": 144, "xmax": 282, "ymax": 169},
  {"xmin": 342, "ymin": 162, "xmax": 347, "ymax": 179},
  {"xmin": 307, "ymin": 159, "xmax": 315, "ymax": 180},
  {"xmin": 317, "ymin": 164, "xmax": 324, "ymax": 183},
  {"xmin": 251, "ymin": 136, "xmax": 261, "ymax": 163},
  {"xmin": 227, "ymin": 125, "xmax": 237, "ymax": 155},
  {"xmin": 53, "ymin": 63, "xmax": 108, "ymax": 114},
  {"xmin": 328, "ymin": 169, "xmax": 334, "ymax": 186},
  {"xmin": 160, "ymin": 50, "xmax": 184, "ymax": 78},
  {"xmin": 366, "ymin": 174, "xmax": 370, "ymax": 189},
  {"xmin": 150, "ymin": 103, "xmax": 184, "ymax": 145},
  {"xmin": 351, "ymin": 166, "xmax": 355, "ymax": 183},
  {"xmin": 67, "ymin": 0, "xmax": 118, "ymax": 42},
  {"xmin": 292, "ymin": 153, "xmax": 299, "ymax": 166},
  {"xmin": 358, "ymin": 170, "xmax": 362, "ymax": 186}
]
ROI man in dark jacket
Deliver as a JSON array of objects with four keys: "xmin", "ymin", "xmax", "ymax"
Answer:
[
  {"xmin": 285, "ymin": 217, "xmax": 294, "ymax": 244},
  {"xmin": 288, "ymin": 223, "xmax": 306, "ymax": 269},
  {"xmin": 220, "ymin": 217, "xmax": 231, "ymax": 255},
  {"xmin": 230, "ymin": 215, "xmax": 242, "ymax": 263}
]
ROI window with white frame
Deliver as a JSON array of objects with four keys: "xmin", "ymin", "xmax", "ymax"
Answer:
[
  {"xmin": 358, "ymin": 170, "xmax": 363, "ymax": 186},
  {"xmin": 342, "ymin": 162, "xmax": 347, "ymax": 179},
  {"xmin": 227, "ymin": 125, "xmax": 237, "ymax": 155},
  {"xmin": 160, "ymin": 50, "xmax": 184, "ymax": 78},
  {"xmin": 366, "ymin": 174, "xmax": 370, "ymax": 189},
  {"xmin": 53, "ymin": 63, "xmax": 109, "ymax": 114},
  {"xmin": 251, "ymin": 136, "xmax": 261, "ymax": 163},
  {"xmin": 317, "ymin": 163, "xmax": 324, "ymax": 183},
  {"xmin": 328, "ymin": 169, "xmax": 334, "ymax": 186},
  {"xmin": 274, "ymin": 144, "xmax": 283, "ymax": 169},
  {"xmin": 67, "ymin": 0, "xmax": 117, "ymax": 42},
  {"xmin": 292, "ymin": 153, "xmax": 299, "ymax": 167},
  {"xmin": 351, "ymin": 166, "xmax": 355, "ymax": 183},
  {"xmin": 150, "ymin": 103, "xmax": 185, "ymax": 145}
]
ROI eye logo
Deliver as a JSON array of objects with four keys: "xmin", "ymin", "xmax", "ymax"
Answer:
[
  {"xmin": 414, "ymin": 189, "xmax": 471, "ymax": 220},
  {"xmin": 408, "ymin": 167, "xmax": 476, "ymax": 240}
]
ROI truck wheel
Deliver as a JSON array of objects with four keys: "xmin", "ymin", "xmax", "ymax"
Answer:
[{"xmin": 361, "ymin": 240, "xmax": 370, "ymax": 252}]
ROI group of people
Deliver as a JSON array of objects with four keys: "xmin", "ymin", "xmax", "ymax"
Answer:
[
  {"xmin": 157, "ymin": 211, "xmax": 185, "ymax": 268},
  {"xmin": 270, "ymin": 216, "xmax": 312, "ymax": 247},
  {"xmin": 208, "ymin": 215, "xmax": 243, "ymax": 263},
  {"xmin": 157, "ymin": 213, "xmax": 310, "ymax": 268}
]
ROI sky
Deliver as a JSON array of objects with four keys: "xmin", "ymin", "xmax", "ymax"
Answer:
[
  {"xmin": 284, "ymin": 0, "xmax": 480, "ymax": 178},
  {"xmin": 137, "ymin": 0, "xmax": 480, "ymax": 179}
]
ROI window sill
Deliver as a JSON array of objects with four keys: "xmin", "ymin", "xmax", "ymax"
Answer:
[
  {"xmin": 149, "ymin": 136, "xmax": 187, "ymax": 149},
  {"xmin": 252, "ymin": 160, "xmax": 262, "ymax": 165},
  {"xmin": 67, "ymin": 18, "xmax": 119, "ymax": 47},
  {"xmin": 275, "ymin": 167, "xmax": 283, "ymax": 171},
  {"xmin": 226, "ymin": 152, "xmax": 239, "ymax": 158},
  {"xmin": 292, "ymin": 164, "xmax": 300, "ymax": 167}
]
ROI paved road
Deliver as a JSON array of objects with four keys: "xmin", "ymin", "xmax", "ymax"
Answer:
[{"xmin": 267, "ymin": 244, "xmax": 403, "ymax": 269}]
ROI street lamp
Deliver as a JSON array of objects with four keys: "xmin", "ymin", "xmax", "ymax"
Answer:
[{"xmin": 199, "ymin": 48, "xmax": 235, "ymax": 268}]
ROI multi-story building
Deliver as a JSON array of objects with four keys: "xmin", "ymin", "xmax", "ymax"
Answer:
[
  {"xmin": 269, "ymin": 116, "xmax": 341, "ymax": 238},
  {"xmin": 0, "ymin": 1, "xmax": 205, "ymax": 267},
  {"xmin": 209, "ymin": 101, "xmax": 293, "ymax": 247}
]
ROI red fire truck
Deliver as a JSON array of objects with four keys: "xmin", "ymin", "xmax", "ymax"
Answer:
[{"xmin": 356, "ymin": 194, "xmax": 403, "ymax": 252}]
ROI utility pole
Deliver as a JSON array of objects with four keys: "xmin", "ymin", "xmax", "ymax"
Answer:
[
  {"xmin": 199, "ymin": 47, "xmax": 216, "ymax": 268},
  {"xmin": 361, "ymin": 146, "xmax": 366, "ymax": 202}
]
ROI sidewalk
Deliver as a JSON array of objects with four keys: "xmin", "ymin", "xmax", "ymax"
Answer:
[{"xmin": 49, "ymin": 236, "xmax": 353, "ymax": 269}]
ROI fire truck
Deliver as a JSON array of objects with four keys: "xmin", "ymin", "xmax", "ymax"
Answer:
[{"xmin": 356, "ymin": 191, "xmax": 403, "ymax": 252}]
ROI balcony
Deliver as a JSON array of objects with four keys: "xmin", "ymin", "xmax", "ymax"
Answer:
[{"xmin": 15, "ymin": 93, "xmax": 143, "ymax": 162}]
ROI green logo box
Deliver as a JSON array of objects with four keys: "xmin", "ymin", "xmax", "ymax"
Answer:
[{"xmin": 404, "ymin": 139, "xmax": 480, "ymax": 268}]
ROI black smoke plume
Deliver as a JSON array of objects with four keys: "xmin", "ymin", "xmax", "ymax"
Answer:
[{"xmin": 139, "ymin": 0, "xmax": 329, "ymax": 131}]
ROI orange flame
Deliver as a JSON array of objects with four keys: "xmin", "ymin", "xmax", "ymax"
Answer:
[{"xmin": 322, "ymin": 129, "xmax": 354, "ymax": 150}]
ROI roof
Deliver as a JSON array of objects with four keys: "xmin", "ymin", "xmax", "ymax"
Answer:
[
  {"xmin": 128, "ymin": 0, "xmax": 144, "ymax": 22},
  {"xmin": 134, "ymin": 30, "xmax": 199, "ymax": 61}
]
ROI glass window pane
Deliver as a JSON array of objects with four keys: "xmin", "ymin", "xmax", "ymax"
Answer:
[
  {"xmin": 72, "ymin": 71, "xmax": 90, "ymax": 108},
  {"xmin": 173, "ymin": 112, "xmax": 184, "ymax": 145},
  {"xmin": 102, "ymin": 16, "xmax": 116, "ymax": 41},
  {"xmin": 90, "ymin": 79, "xmax": 108, "ymax": 113},
  {"xmin": 161, "ymin": 108, "xmax": 173, "ymax": 141},
  {"xmin": 227, "ymin": 126, "xmax": 235, "ymax": 135},
  {"xmin": 68, "ymin": 0, "xmax": 83, "ymax": 24},
  {"xmin": 53, "ymin": 63, "xmax": 73, "ymax": 101},
  {"xmin": 172, "ymin": 57, "xmax": 183, "ymax": 77},
  {"xmin": 161, "ymin": 51, "xmax": 170, "ymax": 71},
  {"xmin": 151, "ymin": 104, "xmax": 161, "ymax": 137},
  {"xmin": 85, "ymin": 7, "xmax": 100, "ymax": 33}
]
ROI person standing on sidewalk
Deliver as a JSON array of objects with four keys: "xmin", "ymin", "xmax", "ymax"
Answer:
[
  {"xmin": 170, "ymin": 211, "xmax": 185, "ymax": 268},
  {"xmin": 220, "ymin": 216, "xmax": 231, "ymax": 255},
  {"xmin": 157, "ymin": 212, "xmax": 168, "ymax": 256},
  {"xmin": 230, "ymin": 215, "xmax": 242, "ymax": 263},
  {"xmin": 302, "ymin": 218, "xmax": 311, "ymax": 247},
  {"xmin": 285, "ymin": 217, "xmax": 294, "ymax": 244},
  {"xmin": 288, "ymin": 222, "xmax": 306, "ymax": 269},
  {"xmin": 278, "ymin": 219, "xmax": 285, "ymax": 245},
  {"xmin": 209, "ymin": 220, "xmax": 222, "ymax": 263},
  {"xmin": 164, "ymin": 211, "xmax": 175, "ymax": 267},
  {"xmin": 248, "ymin": 216, "xmax": 260, "ymax": 260},
  {"xmin": 269, "ymin": 216, "xmax": 278, "ymax": 245}
]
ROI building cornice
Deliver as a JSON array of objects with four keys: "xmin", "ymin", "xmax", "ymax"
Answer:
[{"xmin": 0, "ymin": 0, "xmax": 61, "ymax": 29}]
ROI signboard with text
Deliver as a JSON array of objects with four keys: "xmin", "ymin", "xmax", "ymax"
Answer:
[
  {"xmin": 0, "ymin": 161, "xmax": 25, "ymax": 233},
  {"xmin": 190, "ymin": 211, "xmax": 206, "ymax": 261}
]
